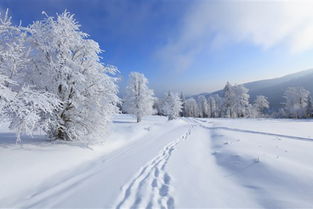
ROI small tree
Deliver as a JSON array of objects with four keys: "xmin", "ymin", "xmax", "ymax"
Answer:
[
  {"xmin": 252, "ymin": 95, "xmax": 269, "ymax": 117},
  {"xmin": 161, "ymin": 91, "xmax": 182, "ymax": 120},
  {"xmin": 233, "ymin": 85, "xmax": 250, "ymax": 117},
  {"xmin": 222, "ymin": 82, "xmax": 236, "ymax": 118},
  {"xmin": 221, "ymin": 82, "xmax": 250, "ymax": 118},
  {"xmin": 123, "ymin": 72, "xmax": 155, "ymax": 122},
  {"xmin": 283, "ymin": 87, "xmax": 310, "ymax": 118}
]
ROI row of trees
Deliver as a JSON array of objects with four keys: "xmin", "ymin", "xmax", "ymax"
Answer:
[
  {"xmin": 121, "ymin": 74, "xmax": 313, "ymax": 121},
  {"xmin": 120, "ymin": 74, "xmax": 268, "ymax": 121},
  {"xmin": 175, "ymin": 85, "xmax": 313, "ymax": 119},
  {"xmin": 175, "ymin": 82, "xmax": 270, "ymax": 119}
]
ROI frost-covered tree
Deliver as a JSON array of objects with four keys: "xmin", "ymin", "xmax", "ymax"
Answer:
[
  {"xmin": 0, "ymin": 10, "xmax": 61, "ymax": 142},
  {"xmin": 233, "ymin": 85, "xmax": 250, "ymax": 117},
  {"xmin": 179, "ymin": 92, "xmax": 185, "ymax": 117},
  {"xmin": 221, "ymin": 82, "xmax": 250, "ymax": 118},
  {"xmin": 123, "ymin": 72, "xmax": 155, "ymax": 122},
  {"xmin": 306, "ymin": 96, "xmax": 313, "ymax": 118},
  {"xmin": 221, "ymin": 82, "xmax": 236, "ymax": 118},
  {"xmin": 252, "ymin": 95, "xmax": 269, "ymax": 117},
  {"xmin": 161, "ymin": 91, "xmax": 182, "ymax": 120},
  {"xmin": 208, "ymin": 94, "xmax": 223, "ymax": 118},
  {"xmin": 283, "ymin": 87, "xmax": 310, "ymax": 118},
  {"xmin": 184, "ymin": 98, "xmax": 199, "ymax": 117},
  {"xmin": 198, "ymin": 95, "xmax": 209, "ymax": 118},
  {"xmin": 208, "ymin": 96, "xmax": 216, "ymax": 118},
  {"xmin": 0, "ymin": 11, "xmax": 119, "ymax": 141},
  {"xmin": 28, "ymin": 11, "xmax": 119, "ymax": 141}
]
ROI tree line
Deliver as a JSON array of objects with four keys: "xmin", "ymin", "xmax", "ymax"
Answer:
[{"xmin": 122, "ymin": 74, "xmax": 313, "ymax": 121}]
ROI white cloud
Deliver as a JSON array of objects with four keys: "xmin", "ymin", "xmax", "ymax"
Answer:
[{"xmin": 157, "ymin": 0, "xmax": 313, "ymax": 71}]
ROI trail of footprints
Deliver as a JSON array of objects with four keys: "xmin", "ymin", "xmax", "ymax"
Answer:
[{"xmin": 115, "ymin": 126, "xmax": 193, "ymax": 209}]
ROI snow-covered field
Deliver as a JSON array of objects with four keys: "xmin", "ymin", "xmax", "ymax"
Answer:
[{"xmin": 1, "ymin": 115, "xmax": 313, "ymax": 208}]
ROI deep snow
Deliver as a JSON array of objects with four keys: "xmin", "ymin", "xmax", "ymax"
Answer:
[{"xmin": 1, "ymin": 115, "xmax": 313, "ymax": 208}]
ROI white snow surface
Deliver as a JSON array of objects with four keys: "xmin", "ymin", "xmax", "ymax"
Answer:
[{"xmin": 1, "ymin": 115, "xmax": 313, "ymax": 208}]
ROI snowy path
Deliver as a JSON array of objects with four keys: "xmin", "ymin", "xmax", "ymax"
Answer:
[
  {"xmin": 2, "ymin": 116, "xmax": 313, "ymax": 208},
  {"xmin": 114, "ymin": 126, "xmax": 193, "ymax": 209}
]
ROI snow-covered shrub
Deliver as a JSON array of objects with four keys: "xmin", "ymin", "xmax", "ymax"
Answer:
[{"xmin": 123, "ymin": 72, "xmax": 155, "ymax": 122}]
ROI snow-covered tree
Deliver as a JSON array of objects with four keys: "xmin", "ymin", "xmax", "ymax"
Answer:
[
  {"xmin": 179, "ymin": 92, "xmax": 185, "ymax": 117},
  {"xmin": 198, "ymin": 95, "xmax": 209, "ymax": 118},
  {"xmin": 306, "ymin": 96, "xmax": 313, "ymax": 118},
  {"xmin": 233, "ymin": 85, "xmax": 250, "ymax": 117},
  {"xmin": 252, "ymin": 95, "xmax": 269, "ymax": 117},
  {"xmin": 0, "ymin": 10, "xmax": 61, "ymax": 142},
  {"xmin": 283, "ymin": 87, "xmax": 310, "ymax": 118},
  {"xmin": 184, "ymin": 98, "xmax": 199, "ymax": 117},
  {"xmin": 28, "ymin": 11, "xmax": 119, "ymax": 141},
  {"xmin": 208, "ymin": 94, "xmax": 223, "ymax": 118},
  {"xmin": 0, "ymin": 11, "xmax": 119, "ymax": 141},
  {"xmin": 161, "ymin": 91, "xmax": 182, "ymax": 120},
  {"xmin": 221, "ymin": 82, "xmax": 236, "ymax": 118},
  {"xmin": 123, "ymin": 72, "xmax": 155, "ymax": 122},
  {"xmin": 208, "ymin": 96, "xmax": 216, "ymax": 118},
  {"xmin": 221, "ymin": 82, "xmax": 250, "ymax": 118}
]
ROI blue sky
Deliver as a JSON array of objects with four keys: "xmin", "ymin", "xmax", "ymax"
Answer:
[{"xmin": 2, "ymin": 0, "xmax": 313, "ymax": 96}]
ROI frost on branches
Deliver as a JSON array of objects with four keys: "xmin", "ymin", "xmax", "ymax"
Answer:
[
  {"xmin": 222, "ymin": 82, "xmax": 250, "ymax": 118},
  {"xmin": 161, "ymin": 91, "xmax": 182, "ymax": 120},
  {"xmin": 252, "ymin": 95, "xmax": 269, "ymax": 117},
  {"xmin": 123, "ymin": 72, "xmax": 155, "ymax": 122},
  {"xmin": 198, "ymin": 95, "xmax": 210, "ymax": 118},
  {"xmin": 0, "ymin": 10, "xmax": 60, "ymax": 142},
  {"xmin": 0, "ymin": 10, "xmax": 119, "ymax": 142},
  {"xmin": 283, "ymin": 87, "xmax": 310, "ymax": 118},
  {"xmin": 184, "ymin": 98, "xmax": 199, "ymax": 117}
]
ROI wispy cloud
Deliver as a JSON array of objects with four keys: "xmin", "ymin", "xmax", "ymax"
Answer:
[{"xmin": 156, "ymin": 0, "xmax": 313, "ymax": 71}]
